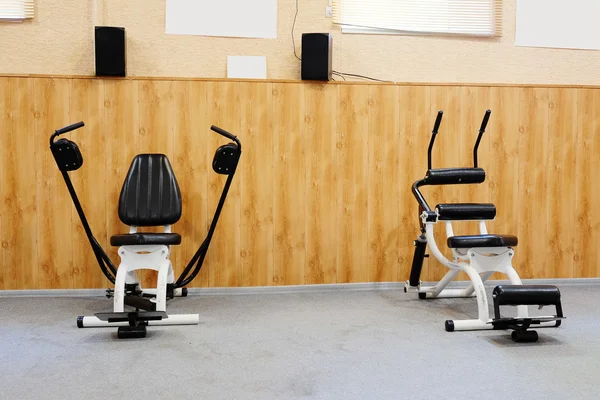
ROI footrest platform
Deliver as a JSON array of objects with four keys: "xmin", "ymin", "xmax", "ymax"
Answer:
[
  {"xmin": 489, "ymin": 316, "xmax": 564, "ymax": 328},
  {"xmin": 94, "ymin": 311, "xmax": 168, "ymax": 323}
]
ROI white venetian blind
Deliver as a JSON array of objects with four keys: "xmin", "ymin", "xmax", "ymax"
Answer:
[
  {"xmin": 0, "ymin": 0, "xmax": 34, "ymax": 21},
  {"xmin": 332, "ymin": 0, "xmax": 502, "ymax": 37}
]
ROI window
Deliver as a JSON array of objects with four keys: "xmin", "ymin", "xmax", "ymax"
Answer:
[
  {"xmin": 0, "ymin": 0, "xmax": 34, "ymax": 21},
  {"xmin": 332, "ymin": 0, "xmax": 502, "ymax": 37}
]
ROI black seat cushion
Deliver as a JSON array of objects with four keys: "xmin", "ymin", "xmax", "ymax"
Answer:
[
  {"xmin": 447, "ymin": 234, "xmax": 518, "ymax": 249},
  {"xmin": 110, "ymin": 233, "xmax": 182, "ymax": 247}
]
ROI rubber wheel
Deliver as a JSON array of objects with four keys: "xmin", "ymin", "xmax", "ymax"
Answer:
[
  {"xmin": 445, "ymin": 320, "xmax": 455, "ymax": 332},
  {"xmin": 117, "ymin": 325, "xmax": 147, "ymax": 339},
  {"xmin": 511, "ymin": 330, "xmax": 538, "ymax": 343},
  {"xmin": 418, "ymin": 292, "xmax": 427, "ymax": 300}
]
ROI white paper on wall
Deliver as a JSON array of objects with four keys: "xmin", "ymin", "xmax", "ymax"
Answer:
[
  {"xmin": 227, "ymin": 56, "xmax": 267, "ymax": 79},
  {"xmin": 165, "ymin": 0, "xmax": 277, "ymax": 39},
  {"xmin": 516, "ymin": 0, "xmax": 600, "ymax": 51}
]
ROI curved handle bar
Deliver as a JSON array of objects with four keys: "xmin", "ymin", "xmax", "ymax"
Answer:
[
  {"xmin": 211, "ymin": 125, "xmax": 242, "ymax": 151},
  {"xmin": 479, "ymin": 109, "xmax": 491, "ymax": 132},
  {"xmin": 432, "ymin": 110, "xmax": 443, "ymax": 134},
  {"xmin": 50, "ymin": 121, "xmax": 85, "ymax": 146},
  {"xmin": 473, "ymin": 110, "xmax": 491, "ymax": 168},
  {"xmin": 427, "ymin": 110, "xmax": 443, "ymax": 170}
]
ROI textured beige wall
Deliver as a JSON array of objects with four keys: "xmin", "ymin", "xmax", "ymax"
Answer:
[{"xmin": 1, "ymin": 0, "xmax": 599, "ymax": 84}]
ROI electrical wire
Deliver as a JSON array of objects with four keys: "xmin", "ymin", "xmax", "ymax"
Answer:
[
  {"xmin": 332, "ymin": 71, "xmax": 346, "ymax": 81},
  {"xmin": 292, "ymin": 0, "xmax": 301, "ymax": 61},
  {"xmin": 332, "ymin": 70, "xmax": 390, "ymax": 82}
]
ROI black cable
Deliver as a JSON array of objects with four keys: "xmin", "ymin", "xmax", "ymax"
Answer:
[
  {"xmin": 292, "ymin": 0, "xmax": 301, "ymax": 61},
  {"xmin": 332, "ymin": 72, "xmax": 346, "ymax": 81},
  {"xmin": 332, "ymin": 70, "xmax": 390, "ymax": 82}
]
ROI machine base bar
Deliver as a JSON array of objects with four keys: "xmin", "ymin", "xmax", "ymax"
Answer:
[
  {"xmin": 77, "ymin": 314, "xmax": 200, "ymax": 328},
  {"xmin": 420, "ymin": 287, "xmax": 476, "ymax": 299},
  {"xmin": 446, "ymin": 319, "xmax": 493, "ymax": 331}
]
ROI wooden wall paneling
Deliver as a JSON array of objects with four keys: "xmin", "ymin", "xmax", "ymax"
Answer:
[
  {"xmin": 205, "ymin": 81, "xmax": 242, "ymax": 287},
  {"xmin": 486, "ymin": 87, "xmax": 519, "ymax": 279},
  {"xmin": 34, "ymin": 78, "xmax": 72, "ymax": 289},
  {"xmin": 590, "ymin": 90, "xmax": 600, "ymax": 278},
  {"xmin": 2, "ymin": 77, "xmax": 600, "ymax": 290},
  {"xmin": 427, "ymin": 86, "xmax": 462, "ymax": 281},
  {"xmin": 517, "ymin": 88, "xmax": 550, "ymax": 279},
  {"xmin": 104, "ymin": 80, "xmax": 140, "ymax": 281},
  {"xmin": 451, "ymin": 87, "xmax": 493, "ymax": 281},
  {"xmin": 0, "ymin": 78, "xmax": 8, "ymax": 289},
  {"xmin": 367, "ymin": 85, "xmax": 400, "ymax": 282},
  {"xmin": 574, "ymin": 89, "xmax": 597, "ymax": 278},
  {"xmin": 137, "ymin": 80, "xmax": 175, "ymax": 288},
  {"xmin": 69, "ymin": 79, "xmax": 107, "ymax": 288},
  {"xmin": 170, "ymin": 81, "xmax": 210, "ymax": 286},
  {"xmin": 305, "ymin": 84, "xmax": 338, "ymax": 284},
  {"xmin": 397, "ymin": 86, "xmax": 431, "ymax": 283},
  {"xmin": 272, "ymin": 83, "xmax": 308, "ymax": 286},
  {"xmin": 459, "ymin": 87, "xmax": 492, "ymax": 211},
  {"xmin": 241, "ymin": 82, "xmax": 274, "ymax": 286},
  {"xmin": 1, "ymin": 78, "xmax": 38, "ymax": 289},
  {"xmin": 546, "ymin": 88, "xmax": 577, "ymax": 278},
  {"xmin": 336, "ymin": 85, "xmax": 370, "ymax": 283}
]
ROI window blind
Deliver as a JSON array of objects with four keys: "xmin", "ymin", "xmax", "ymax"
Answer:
[
  {"xmin": 332, "ymin": 0, "xmax": 502, "ymax": 37},
  {"xmin": 0, "ymin": 0, "xmax": 34, "ymax": 21}
]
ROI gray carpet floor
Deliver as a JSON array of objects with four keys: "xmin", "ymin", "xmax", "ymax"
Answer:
[{"xmin": 0, "ymin": 284, "xmax": 598, "ymax": 400}]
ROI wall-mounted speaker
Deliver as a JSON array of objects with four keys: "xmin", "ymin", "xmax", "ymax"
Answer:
[
  {"xmin": 95, "ymin": 26, "xmax": 126, "ymax": 77},
  {"xmin": 301, "ymin": 33, "xmax": 332, "ymax": 81}
]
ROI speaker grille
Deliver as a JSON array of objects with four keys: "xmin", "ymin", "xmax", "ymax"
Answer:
[{"xmin": 95, "ymin": 26, "xmax": 126, "ymax": 77}]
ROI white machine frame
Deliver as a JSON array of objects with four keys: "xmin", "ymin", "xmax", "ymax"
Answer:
[
  {"xmin": 78, "ymin": 225, "xmax": 200, "ymax": 329},
  {"xmin": 410, "ymin": 211, "xmax": 556, "ymax": 331}
]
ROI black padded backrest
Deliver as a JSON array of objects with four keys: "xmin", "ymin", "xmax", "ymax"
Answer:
[
  {"xmin": 436, "ymin": 203, "xmax": 496, "ymax": 220},
  {"xmin": 425, "ymin": 168, "xmax": 486, "ymax": 185},
  {"xmin": 118, "ymin": 154, "xmax": 182, "ymax": 226}
]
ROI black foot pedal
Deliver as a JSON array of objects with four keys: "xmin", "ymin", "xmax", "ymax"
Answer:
[
  {"xmin": 491, "ymin": 284, "xmax": 565, "ymax": 343},
  {"xmin": 118, "ymin": 325, "xmax": 147, "ymax": 339}
]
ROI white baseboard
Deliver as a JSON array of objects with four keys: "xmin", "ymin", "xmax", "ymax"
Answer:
[{"xmin": 0, "ymin": 278, "xmax": 598, "ymax": 298}]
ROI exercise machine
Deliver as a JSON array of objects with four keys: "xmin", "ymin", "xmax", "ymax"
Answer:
[
  {"xmin": 404, "ymin": 110, "xmax": 564, "ymax": 342},
  {"xmin": 50, "ymin": 121, "xmax": 241, "ymax": 338}
]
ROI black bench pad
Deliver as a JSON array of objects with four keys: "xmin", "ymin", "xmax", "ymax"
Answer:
[
  {"xmin": 447, "ymin": 234, "xmax": 518, "ymax": 248},
  {"xmin": 436, "ymin": 203, "xmax": 496, "ymax": 220},
  {"xmin": 110, "ymin": 233, "xmax": 182, "ymax": 246},
  {"xmin": 493, "ymin": 285, "xmax": 561, "ymax": 306}
]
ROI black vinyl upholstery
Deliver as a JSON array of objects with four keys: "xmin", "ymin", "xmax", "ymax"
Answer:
[
  {"xmin": 118, "ymin": 154, "xmax": 182, "ymax": 227},
  {"xmin": 425, "ymin": 168, "xmax": 486, "ymax": 185},
  {"xmin": 447, "ymin": 234, "xmax": 518, "ymax": 249},
  {"xmin": 436, "ymin": 203, "xmax": 497, "ymax": 220},
  {"xmin": 492, "ymin": 285, "xmax": 561, "ymax": 306},
  {"xmin": 110, "ymin": 233, "xmax": 182, "ymax": 246}
]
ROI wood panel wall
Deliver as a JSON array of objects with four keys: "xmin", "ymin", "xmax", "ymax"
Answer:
[{"xmin": 1, "ymin": 76, "xmax": 599, "ymax": 290}]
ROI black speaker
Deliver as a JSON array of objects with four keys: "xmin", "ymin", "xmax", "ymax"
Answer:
[
  {"xmin": 95, "ymin": 26, "xmax": 126, "ymax": 77},
  {"xmin": 301, "ymin": 33, "xmax": 332, "ymax": 81}
]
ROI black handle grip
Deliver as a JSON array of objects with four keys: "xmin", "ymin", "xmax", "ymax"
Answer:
[
  {"xmin": 432, "ymin": 110, "xmax": 443, "ymax": 134},
  {"xmin": 210, "ymin": 125, "xmax": 241, "ymax": 151},
  {"xmin": 479, "ymin": 110, "xmax": 491, "ymax": 132},
  {"xmin": 55, "ymin": 121, "xmax": 85, "ymax": 135}
]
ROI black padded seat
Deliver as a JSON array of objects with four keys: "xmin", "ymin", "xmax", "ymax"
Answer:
[
  {"xmin": 447, "ymin": 234, "xmax": 518, "ymax": 249},
  {"xmin": 110, "ymin": 233, "xmax": 182, "ymax": 247}
]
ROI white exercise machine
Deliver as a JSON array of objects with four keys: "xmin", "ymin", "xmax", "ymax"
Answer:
[
  {"xmin": 50, "ymin": 122, "xmax": 241, "ymax": 338},
  {"xmin": 404, "ymin": 110, "xmax": 564, "ymax": 342}
]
